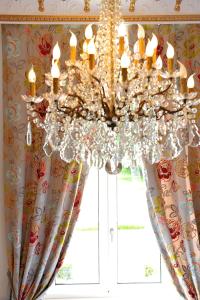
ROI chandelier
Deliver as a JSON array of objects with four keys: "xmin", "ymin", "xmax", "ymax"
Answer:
[{"xmin": 22, "ymin": 0, "xmax": 200, "ymax": 174}]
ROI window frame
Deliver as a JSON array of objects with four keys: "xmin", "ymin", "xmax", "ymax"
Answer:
[{"xmin": 45, "ymin": 168, "xmax": 180, "ymax": 300}]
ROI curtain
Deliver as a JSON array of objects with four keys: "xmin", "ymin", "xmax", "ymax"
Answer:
[
  {"xmin": 144, "ymin": 153, "xmax": 200, "ymax": 299},
  {"xmin": 3, "ymin": 24, "xmax": 88, "ymax": 299},
  {"xmin": 141, "ymin": 24, "xmax": 200, "ymax": 300}
]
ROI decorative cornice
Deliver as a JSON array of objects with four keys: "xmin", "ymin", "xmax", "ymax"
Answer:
[
  {"xmin": 84, "ymin": 0, "xmax": 90, "ymax": 13},
  {"xmin": 38, "ymin": 0, "xmax": 45, "ymax": 12},
  {"xmin": 175, "ymin": 0, "xmax": 182, "ymax": 12},
  {"xmin": 0, "ymin": 14, "xmax": 200, "ymax": 23},
  {"xmin": 129, "ymin": 0, "xmax": 136, "ymax": 12}
]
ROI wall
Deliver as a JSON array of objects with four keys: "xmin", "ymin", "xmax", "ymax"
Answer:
[{"xmin": 0, "ymin": 24, "xmax": 9, "ymax": 300}]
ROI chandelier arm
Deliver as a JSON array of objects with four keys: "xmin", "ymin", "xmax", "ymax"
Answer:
[
  {"xmin": 128, "ymin": 74, "xmax": 139, "ymax": 83},
  {"xmin": 135, "ymin": 100, "xmax": 146, "ymax": 114},
  {"xmin": 150, "ymin": 83, "xmax": 172, "ymax": 97},
  {"xmin": 91, "ymin": 75, "xmax": 106, "ymax": 99},
  {"xmin": 156, "ymin": 105, "xmax": 186, "ymax": 115}
]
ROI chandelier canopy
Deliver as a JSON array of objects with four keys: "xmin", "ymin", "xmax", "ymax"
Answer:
[{"xmin": 22, "ymin": 0, "xmax": 200, "ymax": 174}]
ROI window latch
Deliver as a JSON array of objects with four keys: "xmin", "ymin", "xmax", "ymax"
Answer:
[{"xmin": 110, "ymin": 227, "xmax": 115, "ymax": 242}]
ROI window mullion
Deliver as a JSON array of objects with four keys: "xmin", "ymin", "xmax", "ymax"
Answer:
[{"xmin": 107, "ymin": 173, "xmax": 118, "ymax": 294}]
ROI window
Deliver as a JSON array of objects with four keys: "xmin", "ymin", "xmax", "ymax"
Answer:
[{"xmin": 46, "ymin": 167, "xmax": 181, "ymax": 300}]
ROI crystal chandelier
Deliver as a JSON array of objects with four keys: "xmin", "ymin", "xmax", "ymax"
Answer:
[{"xmin": 22, "ymin": 0, "xmax": 200, "ymax": 174}]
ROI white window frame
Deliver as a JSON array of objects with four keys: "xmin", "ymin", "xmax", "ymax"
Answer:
[{"xmin": 45, "ymin": 169, "xmax": 181, "ymax": 300}]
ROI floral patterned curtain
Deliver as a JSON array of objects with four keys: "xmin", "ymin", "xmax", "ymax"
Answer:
[
  {"xmin": 2, "ymin": 24, "xmax": 88, "ymax": 299},
  {"xmin": 144, "ymin": 153, "xmax": 200, "ymax": 299},
  {"xmin": 141, "ymin": 24, "xmax": 200, "ymax": 300}
]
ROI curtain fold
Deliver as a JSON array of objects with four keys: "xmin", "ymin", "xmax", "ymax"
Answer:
[
  {"xmin": 144, "ymin": 151, "xmax": 200, "ymax": 299},
  {"xmin": 141, "ymin": 23, "xmax": 200, "ymax": 300},
  {"xmin": 2, "ymin": 24, "xmax": 88, "ymax": 300}
]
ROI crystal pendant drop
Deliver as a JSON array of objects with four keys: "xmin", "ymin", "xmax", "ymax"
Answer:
[
  {"xmin": 26, "ymin": 121, "xmax": 32, "ymax": 146},
  {"xmin": 105, "ymin": 160, "xmax": 122, "ymax": 175}
]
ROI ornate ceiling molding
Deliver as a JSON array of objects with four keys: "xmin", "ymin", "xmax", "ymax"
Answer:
[
  {"xmin": 175, "ymin": 0, "xmax": 182, "ymax": 12},
  {"xmin": 38, "ymin": 0, "xmax": 45, "ymax": 12},
  {"xmin": 129, "ymin": 0, "xmax": 136, "ymax": 12},
  {"xmin": 84, "ymin": 0, "xmax": 90, "ymax": 12},
  {"xmin": 0, "ymin": 14, "xmax": 200, "ymax": 23}
]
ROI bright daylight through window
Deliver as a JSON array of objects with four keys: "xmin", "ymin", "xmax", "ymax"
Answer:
[{"xmin": 46, "ymin": 167, "xmax": 181, "ymax": 300}]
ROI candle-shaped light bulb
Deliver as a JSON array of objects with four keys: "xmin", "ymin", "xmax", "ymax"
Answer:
[
  {"xmin": 28, "ymin": 65, "xmax": 36, "ymax": 97},
  {"xmin": 51, "ymin": 62, "xmax": 60, "ymax": 78},
  {"xmin": 178, "ymin": 61, "xmax": 187, "ymax": 94},
  {"xmin": 137, "ymin": 24, "xmax": 145, "ymax": 58},
  {"xmin": 145, "ymin": 39, "xmax": 154, "ymax": 70},
  {"xmin": 53, "ymin": 42, "xmax": 61, "ymax": 62},
  {"xmin": 88, "ymin": 38, "xmax": 96, "ymax": 70},
  {"xmin": 85, "ymin": 24, "xmax": 93, "ymax": 40},
  {"xmin": 88, "ymin": 38, "xmax": 96, "ymax": 54},
  {"xmin": 118, "ymin": 23, "xmax": 126, "ymax": 37},
  {"xmin": 166, "ymin": 42, "xmax": 175, "ymax": 59},
  {"xmin": 83, "ymin": 40, "xmax": 88, "ymax": 53},
  {"xmin": 133, "ymin": 40, "xmax": 139, "ymax": 65},
  {"xmin": 187, "ymin": 73, "xmax": 195, "ymax": 92},
  {"xmin": 146, "ymin": 39, "xmax": 154, "ymax": 57},
  {"xmin": 118, "ymin": 23, "xmax": 126, "ymax": 57},
  {"xmin": 70, "ymin": 31, "xmax": 77, "ymax": 64},
  {"xmin": 137, "ymin": 24, "xmax": 145, "ymax": 39},
  {"xmin": 133, "ymin": 40, "xmax": 139, "ymax": 54},
  {"xmin": 70, "ymin": 31, "xmax": 77, "ymax": 47},
  {"xmin": 28, "ymin": 65, "xmax": 36, "ymax": 83},
  {"xmin": 166, "ymin": 42, "xmax": 174, "ymax": 74},
  {"xmin": 151, "ymin": 33, "xmax": 158, "ymax": 64},
  {"xmin": 121, "ymin": 52, "xmax": 130, "ymax": 68},
  {"xmin": 151, "ymin": 33, "xmax": 158, "ymax": 49},
  {"xmin": 121, "ymin": 52, "xmax": 130, "ymax": 82},
  {"xmin": 155, "ymin": 55, "xmax": 163, "ymax": 70},
  {"xmin": 156, "ymin": 56, "xmax": 163, "ymax": 81},
  {"xmin": 178, "ymin": 61, "xmax": 187, "ymax": 78},
  {"xmin": 51, "ymin": 62, "xmax": 60, "ymax": 94}
]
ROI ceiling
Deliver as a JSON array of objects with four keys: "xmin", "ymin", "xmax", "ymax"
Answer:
[{"xmin": 0, "ymin": 0, "xmax": 200, "ymax": 16}]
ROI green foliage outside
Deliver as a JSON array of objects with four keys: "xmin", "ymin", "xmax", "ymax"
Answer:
[
  {"xmin": 144, "ymin": 265, "xmax": 154, "ymax": 277},
  {"xmin": 57, "ymin": 264, "xmax": 72, "ymax": 281},
  {"xmin": 119, "ymin": 167, "xmax": 144, "ymax": 182},
  {"xmin": 77, "ymin": 225, "xmax": 145, "ymax": 231},
  {"xmin": 118, "ymin": 225, "xmax": 144, "ymax": 230}
]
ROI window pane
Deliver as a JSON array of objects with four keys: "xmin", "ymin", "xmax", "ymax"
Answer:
[
  {"xmin": 56, "ymin": 167, "xmax": 99, "ymax": 284},
  {"xmin": 117, "ymin": 167, "xmax": 161, "ymax": 283}
]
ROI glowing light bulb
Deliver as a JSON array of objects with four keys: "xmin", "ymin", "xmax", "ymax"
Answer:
[
  {"xmin": 83, "ymin": 40, "xmax": 88, "ymax": 53},
  {"xmin": 137, "ymin": 24, "xmax": 145, "ymax": 39},
  {"xmin": 85, "ymin": 24, "xmax": 93, "ymax": 40},
  {"xmin": 70, "ymin": 31, "xmax": 77, "ymax": 47},
  {"xmin": 28, "ymin": 65, "xmax": 36, "ymax": 83},
  {"xmin": 133, "ymin": 40, "xmax": 139, "ymax": 54},
  {"xmin": 155, "ymin": 56, "xmax": 163, "ymax": 70},
  {"xmin": 53, "ymin": 42, "xmax": 61, "ymax": 61},
  {"xmin": 121, "ymin": 52, "xmax": 130, "ymax": 68},
  {"xmin": 166, "ymin": 42, "xmax": 174, "ymax": 59},
  {"xmin": 145, "ymin": 39, "xmax": 154, "ymax": 57},
  {"xmin": 51, "ymin": 62, "xmax": 60, "ymax": 78},
  {"xmin": 151, "ymin": 33, "xmax": 158, "ymax": 49},
  {"xmin": 118, "ymin": 23, "xmax": 126, "ymax": 37},
  {"xmin": 88, "ymin": 38, "xmax": 96, "ymax": 54},
  {"xmin": 178, "ymin": 61, "xmax": 187, "ymax": 78},
  {"xmin": 187, "ymin": 73, "xmax": 195, "ymax": 89}
]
